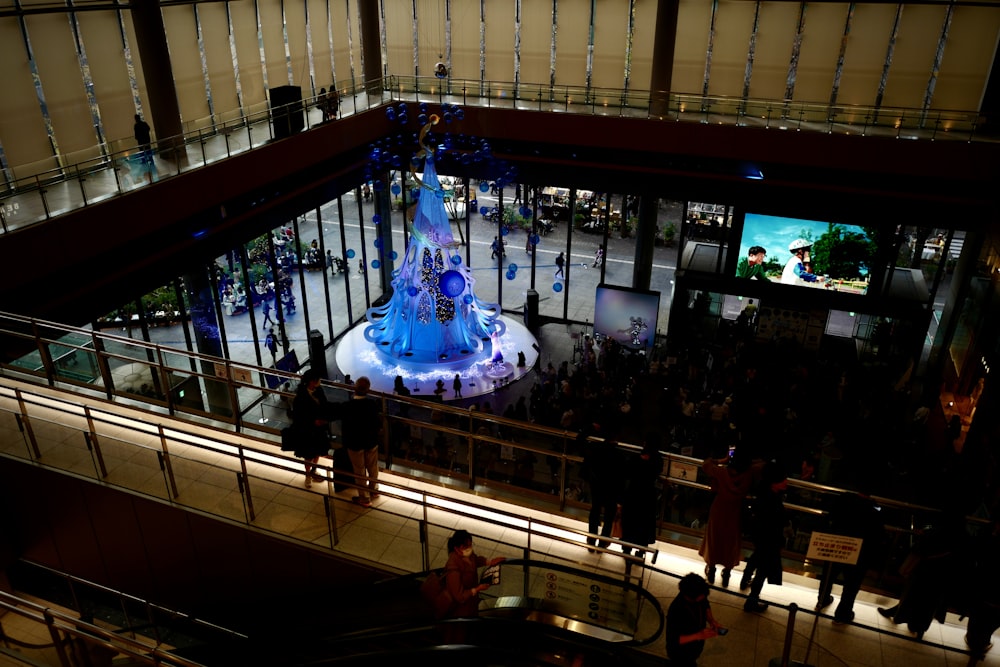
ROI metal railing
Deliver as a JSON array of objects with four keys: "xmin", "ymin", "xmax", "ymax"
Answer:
[
  {"xmin": 0, "ymin": 377, "xmax": 983, "ymax": 665},
  {"xmin": 0, "ymin": 75, "xmax": 985, "ymax": 233}
]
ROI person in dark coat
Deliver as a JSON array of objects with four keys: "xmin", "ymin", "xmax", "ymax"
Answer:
[
  {"xmin": 741, "ymin": 461, "xmax": 788, "ymax": 612},
  {"xmin": 291, "ymin": 369, "xmax": 334, "ymax": 488},
  {"xmin": 878, "ymin": 514, "xmax": 968, "ymax": 638},
  {"xmin": 581, "ymin": 423, "xmax": 624, "ymax": 551},
  {"xmin": 620, "ymin": 432, "xmax": 662, "ymax": 557},
  {"xmin": 816, "ymin": 478, "xmax": 886, "ymax": 624},
  {"xmin": 133, "ymin": 114, "xmax": 151, "ymax": 152},
  {"xmin": 965, "ymin": 519, "xmax": 1000, "ymax": 658}
]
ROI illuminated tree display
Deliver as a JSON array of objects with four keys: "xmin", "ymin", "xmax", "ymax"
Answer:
[{"xmin": 363, "ymin": 116, "xmax": 505, "ymax": 367}]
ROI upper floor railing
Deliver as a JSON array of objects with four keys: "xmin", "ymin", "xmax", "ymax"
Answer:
[{"xmin": 0, "ymin": 75, "xmax": 987, "ymax": 234}]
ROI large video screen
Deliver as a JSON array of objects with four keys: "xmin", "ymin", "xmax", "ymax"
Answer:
[
  {"xmin": 737, "ymin": 213, "xmax": 875, "ymax": 295},
  {"xmin": 593, "ymin": 285, "xmax": 660, "ymax": 350}
]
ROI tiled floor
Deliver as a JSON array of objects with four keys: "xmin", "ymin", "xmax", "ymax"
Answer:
[{"xmin": 1, "ymin": 375, "xmax": 995, "ymax": 666}]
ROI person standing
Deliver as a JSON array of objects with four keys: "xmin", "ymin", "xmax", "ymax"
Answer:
[
  {"xmin": 555, "ymin": 251, "xmax": 565, "ymax": 278},
  {"xmin": 453, "ymin": 373, "xmax": 463, "ymax": 398},
  {"xmin": 816, "ymin": 478, "xmax": 886, "ymax": 624},
  {"xmin": 490, "ymin": 236, "xmax": 501, "ymax": 259},
  {"xmin": 736, "ymin": 246, "xmax": 768, "ymax": 279},
  {"xmin": 666, "ymin": 573, "xmax": 726, "ymax": 667},
  {"xmin": 291, "ymin": 369, "xmax": 333, "ymax": 488},
  {"xmin": 133, "ymin": 114, "xmax": 151, "ymax": 152},
  {"xmin": 593, "ymin": 245, "xmax": 604, "ymax": 268},
  {"xmin": 316, "ymin": 88, "xmax": 329, "ymax": 121},
  {"xmin": 741, "ymin": 461, "xmax": 788, "ymax": 612},
  {"xmin": 581, "ymin": 424, "xmax": 624, "ymax": 551},
  {"xmin": 698, "ymin": 451, "xmax": 754, "ymax": 587},
  {"xmin": 620, "ymin": 432, "xmax": 662, "ymax": 557},
  {"xmin": 341, "ymin": 376, "xmax": 381, "ymax": 507},
  {"xmin": 326, "ymin": 86, "xmax": 340, "ymax": 120}
]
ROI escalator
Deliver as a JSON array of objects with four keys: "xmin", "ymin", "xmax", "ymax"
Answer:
[{"xmin": 4, "ymin": 559, "xmax": 664, "ymax": 666}]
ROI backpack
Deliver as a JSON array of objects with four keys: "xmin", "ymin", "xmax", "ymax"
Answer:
[{"xmin": 419, "ymin": 568, "xmax": 455, "ymax": 619}]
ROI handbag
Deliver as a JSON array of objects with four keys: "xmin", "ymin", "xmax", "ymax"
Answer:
[
  {"xmin": 611, "ymin": 504, "xmax": 623, "ymax": 539},
  {"xmin": 280, "ymin": 426, "xmax": 297, "ymax": 452},
  {"xmin": 420, "ymin": 568, "xmax": 455, "ymax": 619}
]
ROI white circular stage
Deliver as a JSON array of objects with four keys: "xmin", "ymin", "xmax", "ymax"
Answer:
[{"xmin": 334, "ymin": 315, "xmax": 539, "ymax": 401}]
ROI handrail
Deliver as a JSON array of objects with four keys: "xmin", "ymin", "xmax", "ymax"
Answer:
[
  {"xmin": 0, "ymin": 590, "xmax": 209, "ymax": 667},
  {"xmin": 0, "ymin": 377, "xmax": 985, "ymax": 663},
  {"xmin": 1, "ymin": 74, "xmax": 987, "ymax": 232}
]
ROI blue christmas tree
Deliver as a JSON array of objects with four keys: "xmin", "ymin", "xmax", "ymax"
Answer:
[{"xmin": 363, "ymin": 116, "xmax": 505, "ymax": 366}]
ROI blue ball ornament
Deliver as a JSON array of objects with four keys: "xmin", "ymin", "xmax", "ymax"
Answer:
[
  {"xmin": 508, "ymin": 263, "xmax": 518, "ymax": 272},
  {"xmin": 479, "ymin": 206, "xmax": 489, "ymax": 216},
  {"xmin": 418, "ymin": 114, "xmax": 428, "ymax": 126},
  {"xmin": 450, "ymin": 254, "xmax": 462, "ymax": 265},
  {"xmin": 506, "ymin": 271, "xmax": 516, "ymax": 281},
  {"xmin": 372, "ymin": 214, "xmax": 381, "ymax": 224},
  {"xmin": 470, "ymin": 199, "xmax": 477, "ymax": 207},
  {"xmin": 478, "ymin": 181, "xmax": 489, "ymax": 193},
  {"xmin": 463, "ymin": 294, "xmax": 474, "ymax": 304},
  {"xmin": 531, "ymin": 234, "xmax": 540, "ymax": 245},
  {"xmin": 419, "ymin": 102, "xmax": 428, "ymax": 113},
  {"xmin": 390, "ymin": 183, "xmax": 401, "ymax": 195},
  {"xmin": 373, "ymin": 237, "xmax": 382, "ymax": 248},
  {"xmin": 390, "ymin": 250, "xmax": 398, "ymax": 260},
  {"xmin": 500, "ymin": 224, "xmax": 509, "ymax": 236},
  {"xmin": 397, "ymin": 103, "xmax": 407, "ymax": 113},
  {"xmin": 346, "ymin": 249, "xmax": 356, "ymax": 259},
  {"xmin": 371, "ymin": 259, "xmax": 381, "ymax": 269},
  {"xmin": 520, "ymin": 206, "xmax": 531, "ymax": 217},
  {"xmin": 385, "ymin": 108, "xmax": 396, "ymax": 120},
  {"xmin": 407, "ymin": 285, "xmax": 419, "ymax": 297},
  {"xmin": 443, "ymin": 112, "xmax": 453, "ymax": 123},
  {"xmin": 398, "ymin": 114, "xmax": 408, "ymax": 125},
  {"xmin": 455, "ymin": 109, "xmax": 465, "ymax": 120},
  {"xmin": 439, "ymin": 270, "xmax": 465, "ymax": 298},
  {"xmin": 553, "ymin": 282, "xmax": 563, "ymax": 293}
]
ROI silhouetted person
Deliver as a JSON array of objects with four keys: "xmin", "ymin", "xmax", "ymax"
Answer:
[
  {"xmin": 620, "ymin": 432, "xmax": 662, "ymax": 557},
  {"xmin": 133, "ymin": 114, "xmax": 151, "ymax": 152},
  {"xmin": 816, "ymin": 478, "xmax": 886, "ymax": 624},
  {"xmin": 666, "ymin": 573, "xmax": 726, "ymax": 667},
  {"xmin": 581, "ymin": 424, "xmax": 623, "ymax": 551},
  {"xmin": 742, "ymin": 461, "xmax": 788, "ymax": 612}
]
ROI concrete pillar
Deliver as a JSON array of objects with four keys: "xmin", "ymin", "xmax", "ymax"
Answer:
[
  {"xmin": 358, "ymin": 0, "xmax": 384, "ymax": 97},
  {"xmin": 131, "ymin": 0, "xmax": 184, "ymax": 155},
  {"xmin": 649, "ymin": 0, "xmax": 680, "ymax": 118}
]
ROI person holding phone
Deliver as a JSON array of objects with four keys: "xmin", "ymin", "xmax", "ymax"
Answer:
[{"xmin": 666, "ymin": 573, "xmax": 727, "ymax": 666}]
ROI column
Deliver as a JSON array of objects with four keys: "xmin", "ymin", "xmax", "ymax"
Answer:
[
  {"xmin": 632, "ymin": 194, "xmax": 658, "ymax": 291},
  {"xmin": 649, "ymin": 0, "xmax": 680, "ymax": 118},
  {"xmin": 358, "ymin": 0, "xmax": 384, "ymax": 97},
  {"xmin": 131, "ymin": 0, "xmax": 184, "ymax": 155}
]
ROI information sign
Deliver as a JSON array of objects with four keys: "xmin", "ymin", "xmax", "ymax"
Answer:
[{"xmin": 805, "ymin": 531, "xmax": 863, "ymax": 565}]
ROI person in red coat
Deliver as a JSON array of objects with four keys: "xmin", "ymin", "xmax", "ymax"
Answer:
[
  {"xmin": 443, "ymin": 529, "xmax": 504, "ymax": 619},
  {"xmin": 698, "ymin": 451, "xmax": 754, "ymax": 587}
]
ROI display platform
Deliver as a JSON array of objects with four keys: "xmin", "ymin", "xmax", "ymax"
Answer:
[{"xmin": 334, "ymin": 315, "xmax": 539, "ymax": 401}]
